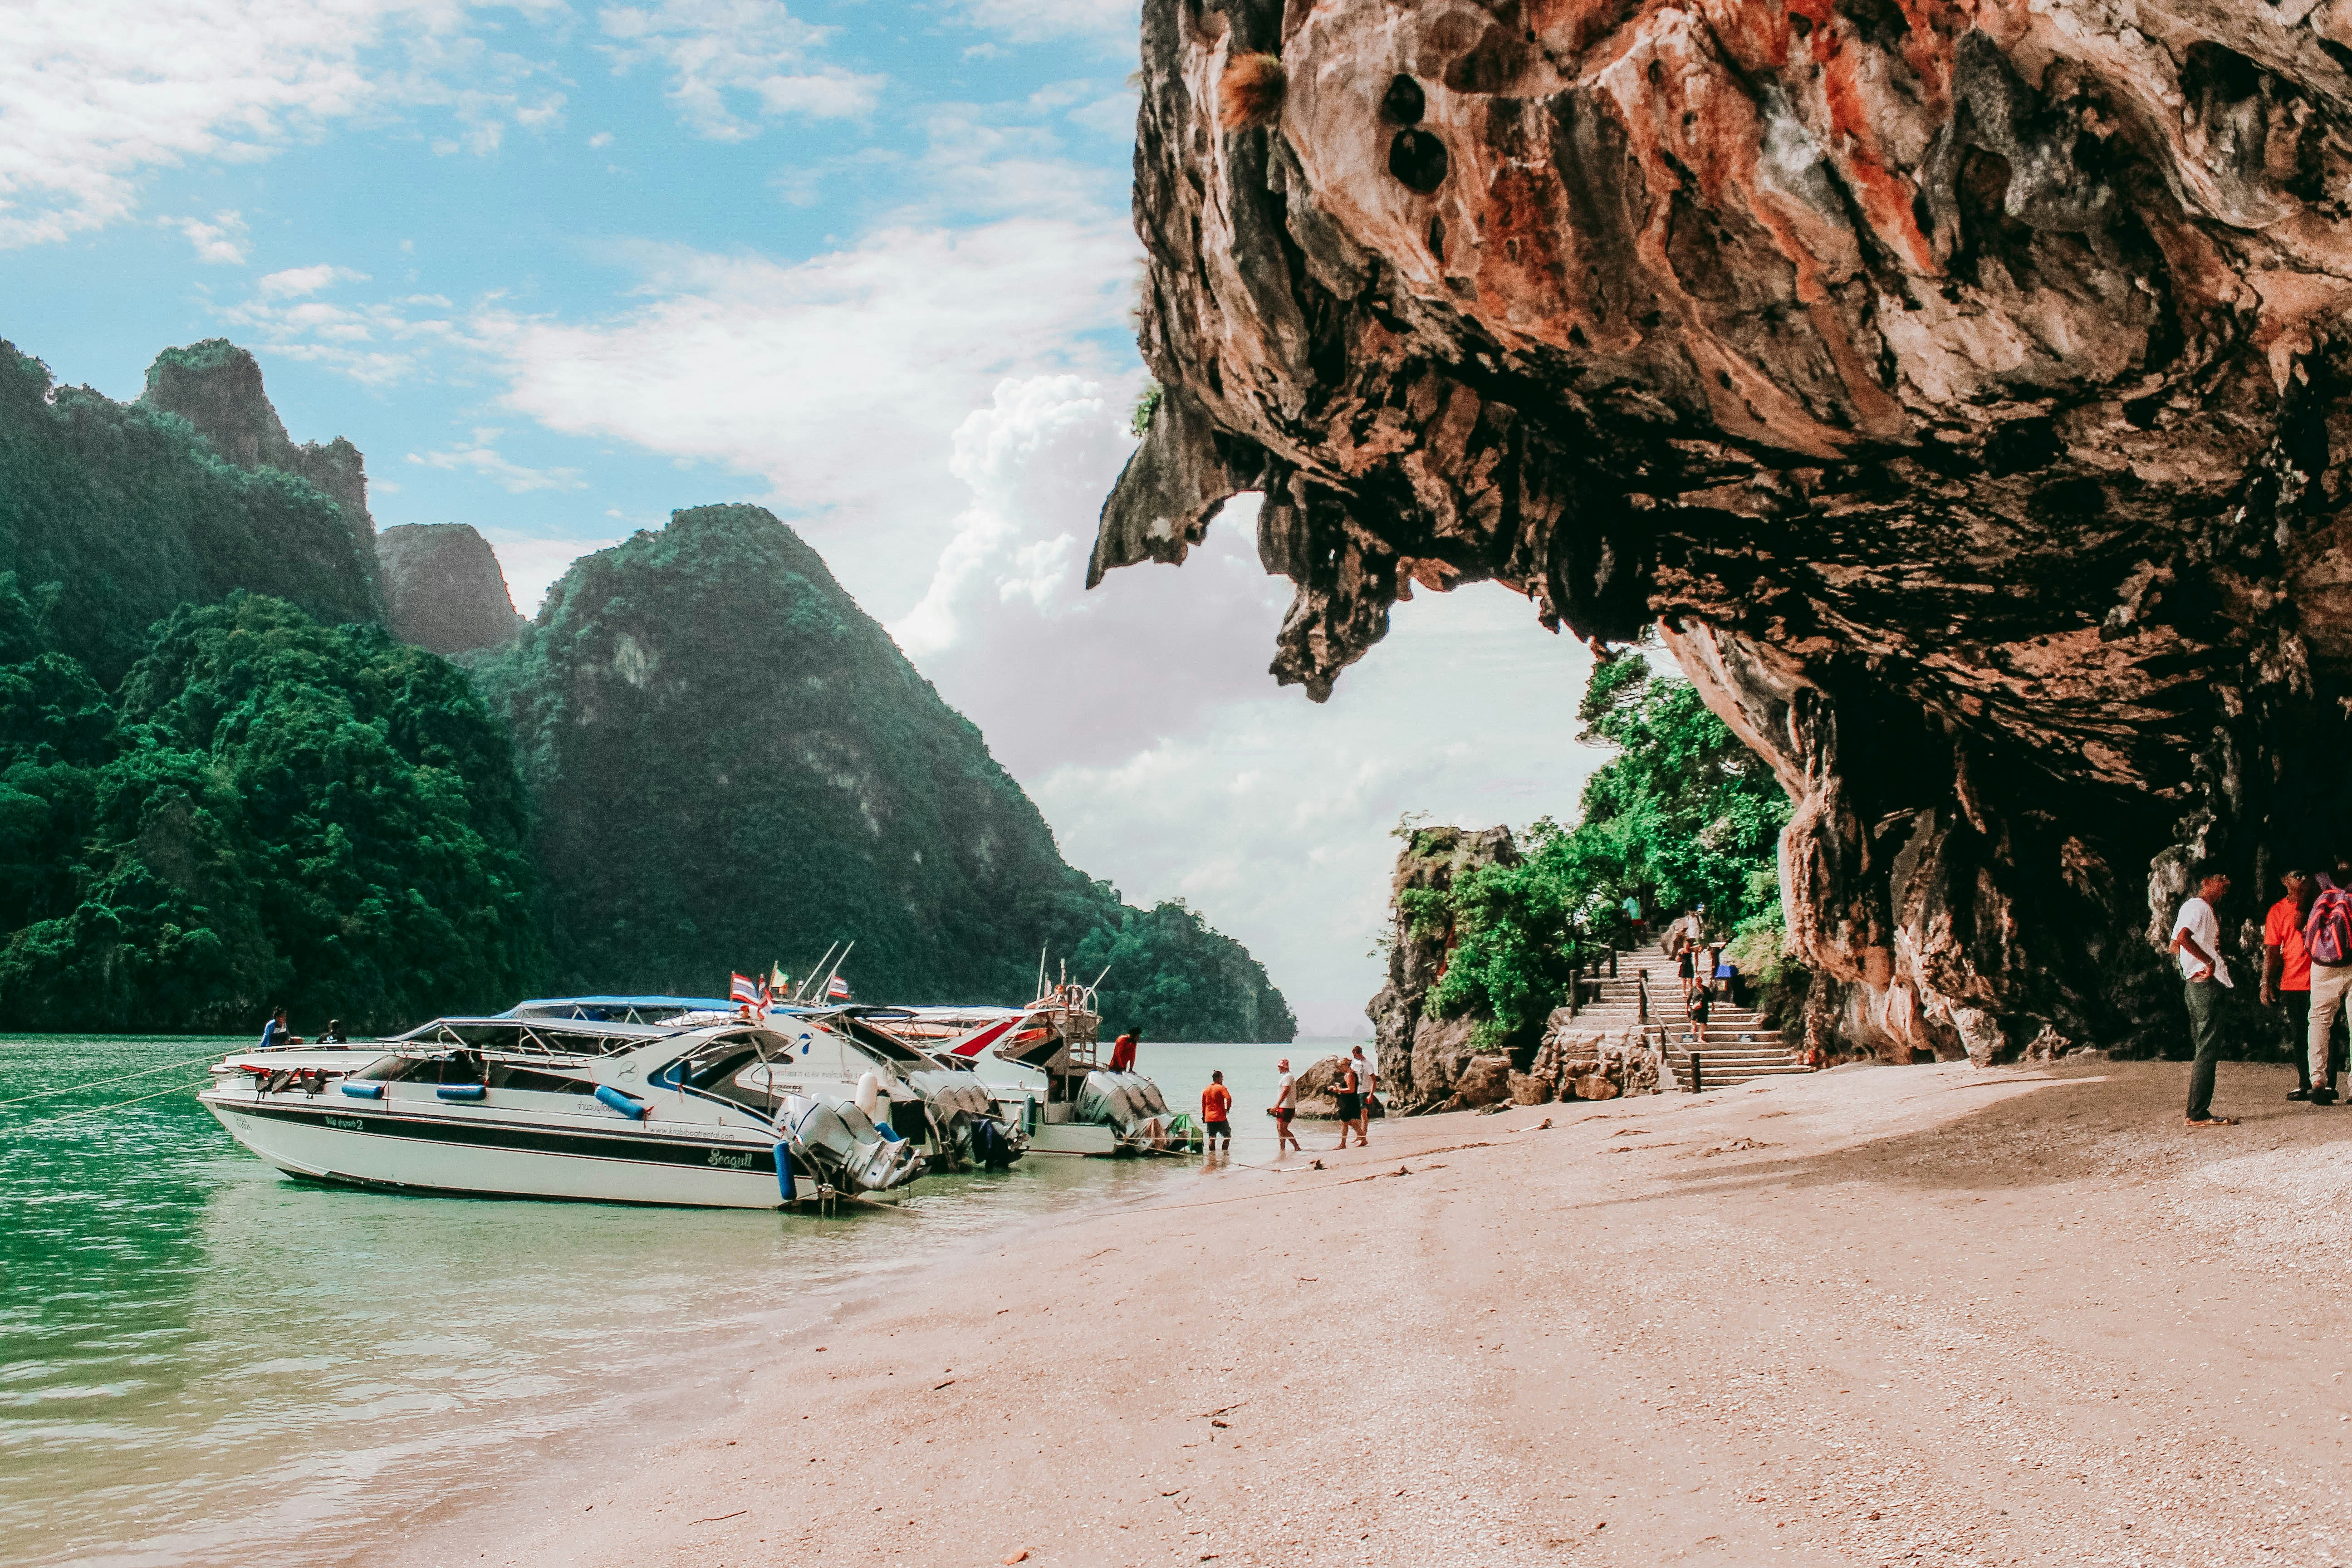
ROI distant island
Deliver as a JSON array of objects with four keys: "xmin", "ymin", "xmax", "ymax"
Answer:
[{"xmin": 0, "ymin": 337, "xmax": 1294, "ymax": 1042}]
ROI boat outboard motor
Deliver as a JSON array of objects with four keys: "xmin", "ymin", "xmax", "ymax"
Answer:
[{"xmin": 781, "ymin": 1093, "xmax": 921, "ymax": 1193}]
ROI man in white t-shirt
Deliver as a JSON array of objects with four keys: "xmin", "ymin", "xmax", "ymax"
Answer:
[
  {"xmin": 1271, "ymin": 1058, "xmax": 1301, "ymax": 1157},
  {"xmin": 2170, "ymin": 862, "xmax": 2238, "ymax": 1127},
  {"xmin": 1350, "ymin": 1044, "xmax": 1378, "ymax": 1142}
]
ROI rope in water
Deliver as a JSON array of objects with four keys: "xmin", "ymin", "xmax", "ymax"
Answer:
[
  {"xmin": 11, "ymin": 1076, "xmax": 215, "ymax": 1131},
  {"xmin": 0, "ymin": 1052, "xmax": 223, "ymax": 1110}
]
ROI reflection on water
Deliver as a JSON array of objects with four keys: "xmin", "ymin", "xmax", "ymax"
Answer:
[{"xmin": 1, "ymin": 1036, "xmax": 1334, "ymax": 1567}]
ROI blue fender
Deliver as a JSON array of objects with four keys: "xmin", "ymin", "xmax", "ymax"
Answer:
[
  {"xmin": 339, "ymin": 1082, "xmax": 384, "ymax": 1099},
  {"xmin": 775, "ymin": 1142, "xmax": 794, "ymax": 1202},
  {"xmin": 596, "ymin": 1084, "xmax": 650, "ymax": 1119},
  {"xmin": 436, "ymin": 1083, "xmax": 487, "ymax": 1101}
]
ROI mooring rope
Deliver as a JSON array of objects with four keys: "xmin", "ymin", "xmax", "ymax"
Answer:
[
  {"xmin": 11, "ymin": 1077, "xmax": 215, "ymax": 1131},
  {"xmin": 0, "ymin": 1053, "xmax": 223, "ymax": 1110}
]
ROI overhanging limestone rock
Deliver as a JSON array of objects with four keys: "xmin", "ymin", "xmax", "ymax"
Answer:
[{"xmin": 1101, "ymin": 0, "xmax": 2352, "ymax": 1059}]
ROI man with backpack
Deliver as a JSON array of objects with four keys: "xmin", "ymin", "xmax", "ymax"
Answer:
[
  {"xmin": 2309, "ymin": 858, "xmax": 2352, "ymax": 1106},
  {"xmin": 2171, "ymin": 863, "xmax": 2239, "ymax": 1127}
]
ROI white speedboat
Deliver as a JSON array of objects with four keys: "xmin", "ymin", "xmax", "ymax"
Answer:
[
  {"xmin": 200, "ymin": 1014, "xmax": 920, "ymax": 1208},
  {"xmin": 882, "ymin": 993, "xmax": 1200, "ymax": 1156},
  {"xmin": 503, "ymin": 996, "xmax": 1029, "ymax": 1173}
]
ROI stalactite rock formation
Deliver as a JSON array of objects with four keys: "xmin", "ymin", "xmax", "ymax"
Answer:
[{"xmin": 1096, "ymin": 0, "xmax": 2352, "ymax": 1060}]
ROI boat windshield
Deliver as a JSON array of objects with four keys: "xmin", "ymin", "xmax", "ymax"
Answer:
[{"xmin": 672, "ymin": 1035, "xmax": 788, "ymax": 1116}]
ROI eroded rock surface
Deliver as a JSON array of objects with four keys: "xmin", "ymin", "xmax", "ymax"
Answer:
[
  {"xmin": 378, "ymin": 523, "xmax": 524, "ymax": 655},
  {"xmin": 1100, "ymin": 0, "xmax": 2352, "ymax": 1060},
  {"xmin": 1367, "ymin": 824, "xmax": 1521, "ymax": 1105}
]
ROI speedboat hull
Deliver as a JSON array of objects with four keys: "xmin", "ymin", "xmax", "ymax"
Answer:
[{"xmin": 202, "ymin": 1089, "xmax": 818, "ymax": 1209}]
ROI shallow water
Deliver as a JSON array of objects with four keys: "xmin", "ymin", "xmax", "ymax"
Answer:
[{"xmin": 0, "ymin": 1035, "xmax": 1346, "ymax": 1567}]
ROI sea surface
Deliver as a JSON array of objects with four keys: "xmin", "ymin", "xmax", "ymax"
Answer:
[{"xmin": 0, "ymin": 1034, "xmax": 1361, "ymax": 1567}]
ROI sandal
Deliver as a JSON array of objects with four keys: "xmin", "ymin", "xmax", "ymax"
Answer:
[{"xmin": 2185, "ymin": 1116, "xmax": 2239, "ymax": 1128}]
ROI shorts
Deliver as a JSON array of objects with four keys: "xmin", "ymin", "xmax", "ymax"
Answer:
[
  {"xmin": 1677, "ymin": 952, "xmax": 1695, "ymax": 978},
  {"xmin": 1205, "ymin": 1119, "xmax": 1230, "ymax": 1137},
  {"xmin": 1272, "ymin": 1107, "xmax": 1294, "ymax": 1124},
  {"xmin": 1336, "ymin": 1092, "xmax": 1362, "ymax": 1120}
]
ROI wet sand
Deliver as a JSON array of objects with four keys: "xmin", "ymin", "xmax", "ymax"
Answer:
[{"xmin": 407, "ymin": 1059, "xmax": 2352, "ymax": 1567}]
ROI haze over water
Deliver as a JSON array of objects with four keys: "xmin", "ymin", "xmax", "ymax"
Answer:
[{"xmin": 3, "ymin": 1036, "xmax": 1335, "ymax": 1566}]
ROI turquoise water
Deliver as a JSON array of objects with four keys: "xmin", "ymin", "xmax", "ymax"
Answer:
[{"xmin": 0, "ymin": 1036, "xmax": 1326, "ymax": 1567}]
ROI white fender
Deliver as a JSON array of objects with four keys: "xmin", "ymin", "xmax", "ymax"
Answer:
[{"xmin": 855, "ymin": 1071, "xmax": 882, "ymax": 1120}]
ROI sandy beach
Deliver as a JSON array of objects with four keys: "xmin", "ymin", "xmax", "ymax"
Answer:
[{"xmin": 405, "ymin": 1058, "xmax": 2352, "ymax": 1568}]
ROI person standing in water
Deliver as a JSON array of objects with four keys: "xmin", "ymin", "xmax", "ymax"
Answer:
[
  {"xmin": 1271, "ymin": 1058, "xmax": 1301, "ymax": 1157},
  {"xmin": 1200, "ymin": 1071, "xmax": 1233, "ymax": 1152},
  {"xmin": 1350, "ymin": 1044, "xmax": 1378, "ymax": 1142}
]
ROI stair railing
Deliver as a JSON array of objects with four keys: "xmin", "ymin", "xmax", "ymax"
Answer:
[{"xmin": 1636, "ymin": 969, "xmax": 1648, "ymax": 1024}]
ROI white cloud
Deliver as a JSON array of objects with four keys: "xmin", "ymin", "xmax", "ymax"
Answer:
[
  {"xmin": 169, "ymin": 208, "xmax": 250, "ymax": 264},
  {"xmin": 946, "ymin": 0, "xmax": 1138, "ymax": 46},
  {"xmin": 406, "ymin": 428, "xmax": 588, "ymax": 493},
  {"xmin": 255, "ymin": 262, "xmax": 368, "ymax": 298},
  {"xmin": 0, "ymin": 1, "xmax": 566, "ymax": 249},
  {"xmin": 597, "ymin": 0, "xmax": 883, "ymax": 140},
  {"xmin": 482, "ymin": 528, "xmax": 626, "ymax": 614},
  {"xmin": 474, "ymin": 213, "xmax": 1137, "ymax": 613},
  {"xmin": 891, "ymin": 373, "xmax": 1606, "ymax": 1035},
  {"xmin": 588, "ymin": 131, "xmax": 615, "ymax": 147}
]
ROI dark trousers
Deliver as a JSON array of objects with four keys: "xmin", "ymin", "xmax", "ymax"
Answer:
[
  {"xmin": 2185, "ymin": 979, "xmax": 2224, "ymax": 1120},
  {"xmin": 2278, "ymin": 990, "xmax": 2347, "ymax": 1090}
]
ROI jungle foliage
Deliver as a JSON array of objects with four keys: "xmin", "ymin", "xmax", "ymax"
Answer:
[
  {"xmin": 470, "ymin": 505, "xmax": 1294, "ymax": 1041},
  {"xmin": 0, "ymin": 588, "xmax": 547, "ymax": 1031},
  {"xmin": 0, "ymin": 338, "xmax": 383, "ymax": 686},
  {"xmin": 1420, "ymin": 652, "xmax": 1792, "ymax": 1039}
]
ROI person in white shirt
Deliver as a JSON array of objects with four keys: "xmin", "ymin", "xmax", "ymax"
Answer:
[
  {"xmin": 1271, "ymin": 1058, "xmax": 1300, "ymax": 1157},
  {"xmin": 1349, "ymin": 1044, "xmax": 1378, "ymax": 1144},
  {"xmin": 2170, "ymin": 863, "xmax": 2239, "ymax": 1127}
]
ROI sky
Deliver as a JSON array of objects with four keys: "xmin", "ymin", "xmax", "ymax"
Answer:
[{"xmin": 3, "ymin": 0, "xmax": 1612, "ymax": 1036}]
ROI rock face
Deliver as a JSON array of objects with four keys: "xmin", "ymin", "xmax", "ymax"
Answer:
[
  {"xmin": 377, "ymin": 524, "xmax": 523, "ymax": 654},
  {"xmin": 141, "ymin": 339, "xmax": 376, "ymax": 544},
  {"xmin": 1367, "ymin": 824, "xmax": 1519, "ymax": 1107},
  {"xmin": 1098, "ymin": 0, "xmax": 2352, "ymax": 1062}
]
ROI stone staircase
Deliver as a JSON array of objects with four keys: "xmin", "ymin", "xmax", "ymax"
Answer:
[{"xmin": 1558, "ymin": 946, "xmax": 1811, "ymax": 1093}]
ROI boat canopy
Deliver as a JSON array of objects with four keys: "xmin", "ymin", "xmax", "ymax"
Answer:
[{"xmin": 501, "ymin": 995, "xmax": 734, "ymax": 1024}]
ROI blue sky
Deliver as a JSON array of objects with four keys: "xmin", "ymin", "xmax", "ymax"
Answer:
[{"xmin": 5, "ymin": 0, "xmax": 1608, "ymax": 1033}]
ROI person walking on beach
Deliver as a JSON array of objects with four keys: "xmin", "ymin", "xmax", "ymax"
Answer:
[
  {"xmin": 1333, "ymin": 1058, "xmax": 1364, "ymax": 1150},
  {"xmin": 2171, "ymin": 863, "xmax": 2239, "ymax": 1127},
  {"xmin": 1271, "ymin": 1058, "xmax": 1301, "ymax": 1156},
  {"xmin": 1108, "ymin": 1027, "xmax": 1138, "ymax": 1073},
  {"xmin": 1200, "ymin": 1071, "xmax": 1232, "ymax": 1152},
  {"xmin": 2264, "ymin": 867, "xmax": 2319, "ymax": 1101},
  {"xmin": 1350, "ymin": 1044, "xmax": 1378, "ymax": 1140}
]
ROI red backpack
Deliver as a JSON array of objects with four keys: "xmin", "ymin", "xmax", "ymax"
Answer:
[{"xmin": 2310, "ymin": 887, "xmax": 2352, "ymax": 967}]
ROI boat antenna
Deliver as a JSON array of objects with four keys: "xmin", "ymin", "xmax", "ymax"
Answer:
[
  {"xmin": 1035, "ymin": 947, "xmax": 1047, "ymax": 1003},
  {"xmin": 811, "ymin": 940, "xmax": 855, "ymax": 1005},
  {"xmin": 794, "ymin": 942, "xmax": 841, "ymax": 1003},
  {"xmin": 1089, "ymin": 964, "xmax": 1112, "ymax": 990}
]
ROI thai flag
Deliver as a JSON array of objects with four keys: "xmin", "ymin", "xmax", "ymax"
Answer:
[
  {"xmin": 826, "ymin": 974, "xmax": 851, "ymax": 1000},
  {"xmin": 730, "ymin": 972, "xmax": 762, "ymax": 1008}
]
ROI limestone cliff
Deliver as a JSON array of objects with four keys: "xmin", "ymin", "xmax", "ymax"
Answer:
[
  {"xmin": 1367, "ymin": 824, "xmax": 1518, "ymax": 1107},
  {"xmin": 141, "ymin": 340, "xmax": 376, "ymax": 548},
  {"xmin": 1098, "ymin": 0, "xmax": 2352, "ymax": 1062},
  {"xmin": 378, "ymin": 523, "xmax": 523, "ymax": 655}
]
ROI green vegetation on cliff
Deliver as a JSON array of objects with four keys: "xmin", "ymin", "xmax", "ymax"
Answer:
[
  {"xmin": 470, "ymin": 505, "xmax": 1294, "ymax": 1040},
  {"xmin": 0, "ymin": 339, "xmax": 384, "ymax": 685},
  {"xmin": 0, "ymin": 588, "xmax": 547, "ymax": 1031},
  {"xmin": 1416, "ymin": 653, "xmax": 1792, "ymax": 1039}
]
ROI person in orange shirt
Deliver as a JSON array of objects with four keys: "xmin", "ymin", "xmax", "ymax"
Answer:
[
  {"xmin": 1200, "ymin": 1071, "xmax": 1232, "ymax": 1151},
  {"xmin": 1108, "ymin": 1028, "xmax": 1138, "ymax": 1073},
  {"xmin": 2264, "ymin": 867, "xmax": 2344, "ymax": 1100}
]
